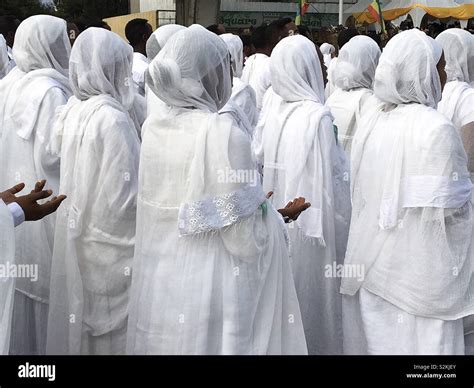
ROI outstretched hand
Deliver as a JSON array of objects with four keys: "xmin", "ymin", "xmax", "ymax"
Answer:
[
  {"xmin": 1, "ymin": 180, "xmax": 67, "ymax": 221},
  {"xmin": 278, "ymin": 197, "xmax": 311, "ymax": 223}
]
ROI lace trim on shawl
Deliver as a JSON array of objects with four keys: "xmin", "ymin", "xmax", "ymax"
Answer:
[{"xmin": 178, "ymin": 183, "xmax": 266, "ymax": 236}]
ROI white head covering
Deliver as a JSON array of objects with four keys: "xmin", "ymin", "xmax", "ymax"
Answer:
[
  {"xmin": 0, "ymin": 34, "xmax": 9, "ymax": 79},
  {"xmin": 320, "ymin": 42, "xmax": 335, "ymax": 68},
  {"xmin": 12, "ymin": 15, "xmax": 70, "ymax": 77},
  {"xmin": 263, "ymin": 35, "xmax": 333, "ymax": 241},
  {"xmin": 146, "ymin": 24, "xmax": 232, "ymax": 112},
  {"xmin": 146, "ymin": 24, "xmax": 186, "ymax": 60},
  {"xmin": 220, "ymin": 33, "xmax": 244, "ymax": 78},
  {"xmin": 69, "ymin": 28, "xmax": 134, "ymax": 109},
  {"xmin": 374, "ymin": 29, "xmax": 443, "ymax": 109},
  {"xmin": 271, "ymin": 35, "xmax": 325, "ymax": 104},
  {"xmin": 436, "ymin": 28, "xmax": 474, "ymax": 84},
  {"xmin": 333, "ymin": 35, "xmax": 381, "ymax": 91}
]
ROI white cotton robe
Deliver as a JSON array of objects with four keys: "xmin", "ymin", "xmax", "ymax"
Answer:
[
  {"xmin": 0, "ymin": 15, "xmax": 72, "ymax": 355},
  {"xmin": 258, "ymin": 36, "xmax": 351, "ymax": 355},
  {"xmin": 219, "ymin": 34, "xmax": 258, "ymax": 139},
  {"xmin": 0, "ymin": 200, "xmax": 16, "ymax": 355},
  {"xmin": 241, "ymin": 53, "xmax": 271, "ymax": 112},
  {"xmin": 46, "ymin": 28, "xmax": 140, "ymax": 356},
  {"xmin": 342, "ymin": 30, "xmax": 474, "ymax": 355},
  {"xmin": 126, "ymin": 25, "xmax": 307, "ymax": 355},
  {"xmin": 326, "ymin": 36, "xmax": 381, "ymax": 157},
  {"xmin": 436, "ymin": 28, "xmax": 474, "ymax": 355}
]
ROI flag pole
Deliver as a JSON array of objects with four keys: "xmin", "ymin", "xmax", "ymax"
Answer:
[{"xmin": 339, "ymin": 0, "xmax": 344, "ymax": 25}]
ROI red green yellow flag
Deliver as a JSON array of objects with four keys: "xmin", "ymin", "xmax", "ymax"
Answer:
[
  {"xmin": 367, "ymin": 0, "xmax": 386, "ymax": 33},
  {"xmin": 296, "ymin": 0, "xmax": 310, "ymax": 26}
]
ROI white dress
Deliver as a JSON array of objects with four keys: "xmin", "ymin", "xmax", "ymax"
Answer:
[
  {"xmin": 241, "ymin": 53, "xmax": 271, "ymax": 112},
  {"xmin": 127, "ymin": 25, "xmax": 307, "ymax": 355},
  {"xmin": 46, "ymin": 28, "xmax": 140, "ymax": 356},
  {"xmin": 342, "ymin": 30, "xmax": 474, "ymax": 356},
  {"xmin": 0, "ymin": 15, "xmax": 72, "ymax": 355},
  {"xmin": 259, "ymin": 36, "xmax": 351, "ymax": 355},
  {"xmin": 0, "ymin": 200, "xmax": 16, "ymax": 355}
]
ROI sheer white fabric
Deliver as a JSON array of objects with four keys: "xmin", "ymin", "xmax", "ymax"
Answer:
[
  {"xmin": 220, "ymin": 34, "xmax": 258, "ymax": 139},
  {"xmin": 127, "ymin": 25, "xmax": 307, "ymax": 355},
  {"xmin": 320, "ymin": 43, "xmax": 335, "ymax": 69},
  {"xmin": 220, "ymin": 33, "xmax": 244, "ymax": 78},
  {"xmin": 325, "ymin": 56, "xmax": 338, "ymax": 100},
  {"xmin": 0, "ymin": 200, "xmax": 15, "ymax": 354},
  {"xmin": 132, "ymin": 52, "xmax": 149, "ymax": 97},
  {"xmin": 145, "ymin": 24, "xmax": 186, "ymax": 120},
  {"xmin": 343, "ymin": 289, "xmax": 465, "ymax": 355},
  {"xmin": 436, "ymin": 28, "xmax": 474, "ymax": 85},
  {"xmin": 259, "ymin": 36, "xmax": 351, "ymax": 354},
  {"xmin": 146, "ymin": 24, "xmax": 186, "ymax": 61},
  {"xmin": 241, "ymin": 53, "xmax": 271, "ymax": 112},
  {"xmin": 437, "ymin": 29, "xmax": 474, "ymax": 132},
  {"xmin": 46, "ymin": 28, "xmax": 140, "ymax": 355},
  {"xmin": 374, "ymin": 29, "xmax": 442, "ymax": 109},
  {"xmin": 342, "ymin": 30, "xmax": 474, "ymax": 326},
  {"xmin": 0, "ymin": 35, "xmax": 9, "ymax": 79},
  {"xmin": 326, "ymin": 36, "xmax": 381, "ymax": 156},
  {"xmin": 0, "ymin": 15, "xmax": 72, "ymax": 355}
]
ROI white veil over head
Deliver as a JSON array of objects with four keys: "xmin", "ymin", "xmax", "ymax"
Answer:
[
  {"xmin": 0, "ymin": 34, "xmax": 9, "ymax": 79},
  {"xmin": 320, "ymin": 42, "xmax": 335, "ymax": 68},
  {"xmin": 270, "ymin": 35, "xmax": 325, "ymax": 104},
  {"xmin": 146, "ymin": 24, "xmax": 186, "ymax": 60},
  {"xmin": 436, "ymin": 28, "xmax": 474, "ymax": 84},
  {"xmin": 69, "ymin": 27, "xmax": 135, "ymax": 109},
  {"xmin": 333, "ymin": 35, "xmax": 381, "ymax": 91},
  {"xmin": 220, "ymin": 33, "xmax": 244, "ymax": 78},
  {"xmin": 146, "ymin": 24, "xmax": 232, "ymax": 112},
  {"xmin": 12, "ymin": 15, "xmax": 70, "ymax": 77},
  {"xmin": 374, "ymin": 29, "xmax": 443, "ymax": 109}
]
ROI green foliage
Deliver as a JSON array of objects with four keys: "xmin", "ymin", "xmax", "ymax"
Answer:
[
  {"xmin": 54, "ymin": 0, "xmax": 130, "ymax": 23},
  {"xmin": 0, "ymin": 0, "xmax": 53, "ymax": 19},
  {"xmin": 0, "ymin": 0, "xmax": 130, "ymax": 24}
]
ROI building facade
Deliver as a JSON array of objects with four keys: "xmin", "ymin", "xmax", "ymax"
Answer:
[{"xmin": 130, "ymin": 0, "xmax": 357, "ymax": 28}]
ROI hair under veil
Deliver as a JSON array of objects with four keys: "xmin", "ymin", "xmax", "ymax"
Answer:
[
  {"xmin": 146, "ymin": 24, "xmax": 186, "ymax": 61},
  {"xmin": 146, "ymin": 24, "xmax": 232, "ymax": 112},
  {"xmin": 374, "ymin": 29, "xmax": 443, "ymax": 109}
]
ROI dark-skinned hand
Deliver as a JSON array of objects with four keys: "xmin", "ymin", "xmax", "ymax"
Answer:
[
  {"xmin": 0, "ymin": 180, "xmax": 67, "ymax": 221},
  {"xmin": 266, "ymin": 192, "xmax": 311, "ymax": 223}
]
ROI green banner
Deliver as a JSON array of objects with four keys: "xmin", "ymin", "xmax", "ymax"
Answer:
[{"xmin": 219, "ymin": 11, "xmax": 339, "ymax": 29}]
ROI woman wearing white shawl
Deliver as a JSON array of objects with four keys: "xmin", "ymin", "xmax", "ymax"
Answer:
[
  {"xmin": 126, "ymin": 25, "xmax": 307, "ymax": 355},
  {"xmin": 219, "ymin": 33, "xmax": 258, "ymax": 140},
  {"xmin": 145, "ymin": 24, "xmax": 186, "ymax": 118},
  {"xmin": 342, "ymin": 29, "xmax": 474, "ymax": 355},
  {"xmin": 258, "ymin": 35, "xmax": 351, "ymax": 355},
  {"xmin": 46, "ymin": 28, "xmax": 140, "ymax": 355},
  {"xmin": 436, "ymin": 28, "xmax": 474, "ymax": 356},
  {"xmin": 0, "ymin": 15, "xmax": 72, "ymax": 355},
  {"xmin": 326, "ymin": 36, "xmax": 381, "ymax": 156},
  {"xmin": 320, "ymin": 42, "xmax": 335, "ymax": 69},
  {"xmin": 436, "ymin": 29, "xmax": 474, "ymax": 179},
  {"xmin": 0, "ymin": 34, "xmax": 9, "ymax": 79}
]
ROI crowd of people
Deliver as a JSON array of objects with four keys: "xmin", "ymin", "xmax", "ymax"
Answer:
[{"xmin": 0, "ymin": 12, "xmax": 473, "ymax": 356}]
